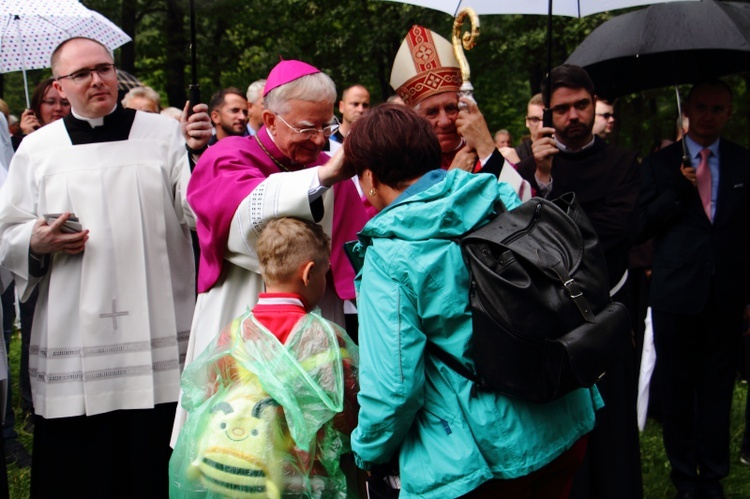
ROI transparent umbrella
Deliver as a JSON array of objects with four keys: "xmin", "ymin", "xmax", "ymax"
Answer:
[
  {"xmin": 117, "ymin": 69, "xmax": 143, "ymax": 94},
  {"xmin": 376, "ymin": 0, "xmax": 692, "ymax": 17}
]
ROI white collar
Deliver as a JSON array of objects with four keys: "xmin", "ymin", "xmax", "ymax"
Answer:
[
  {"xmin": 71, "ymin": 104, "xmax": 118, "ymax": 128},
  {"xmin": 256, "ymin": 296, "xmax": 304, "ymax": 307},
  {"xmin": 685, "ymin": 134, "xmax": 720, "ymax": 162}
]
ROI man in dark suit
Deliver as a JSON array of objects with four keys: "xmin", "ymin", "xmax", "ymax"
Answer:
[{"xmin": 638, "ymin": 80, "xmax": 750, "ymax": 499}]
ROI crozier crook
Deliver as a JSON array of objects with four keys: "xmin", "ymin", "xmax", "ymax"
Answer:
[{"xmin": 452, "ymin": 7, "xmax": 480, "ymax": 109}]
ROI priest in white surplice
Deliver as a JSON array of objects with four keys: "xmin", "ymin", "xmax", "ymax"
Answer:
[
  {"xmin": 0, "ymin": 37, "xmax": 211, "ymax": 497},
  {"xmin": 173, "ymin": 60, "xmax": 367, "ymax": 442}
]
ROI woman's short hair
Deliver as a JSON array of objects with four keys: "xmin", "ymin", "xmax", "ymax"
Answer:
[
  {"xmin": 344, "ymin": 103, "xmax": 441, "ymax": 190},
  {"xmin": 121, "ymin": 86, "xmax": 162, "ymax": 110},
  {"xmin": 257, "ymin": 217, "xmax": 331, "ymax": 285},
  {"xmin": 30, "ymin": 77, "xmax": 56, "ymax": 121},
  {"xmin": 0, "ymin": 99, "xmax": 9, "ymax": 121},
  {"xmin": 161, "ymin": 107, "xmax": 182, "ymax": 121},
  {"xmin": 264, "ymin": 72, "xmax": 336, "ymax": 116}
]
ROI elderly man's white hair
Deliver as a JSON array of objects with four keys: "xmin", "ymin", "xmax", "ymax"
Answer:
[
  {"xmin": 264, "ymin": 73, "xmax": 336, "ymax": 116},
  {"xmin": 246, "ymin": 79, "xmax": 266, "ymax": 103},
  {"xmin": 160, "ymin": 107, "xmax": 182, "ymax": 121},
  {"xmin": 121, "ymin": 86, "xmax": 161, "ymax": 109}
]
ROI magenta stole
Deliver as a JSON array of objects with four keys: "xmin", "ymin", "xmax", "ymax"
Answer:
[{"xmin": 187, "ymin": 127, "xmax": 367, "ymax": 300}]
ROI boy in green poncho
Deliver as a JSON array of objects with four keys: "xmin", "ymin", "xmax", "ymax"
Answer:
[{"xmin": 170, "ymin": 217, "xmax": 359, "ymax": 498}]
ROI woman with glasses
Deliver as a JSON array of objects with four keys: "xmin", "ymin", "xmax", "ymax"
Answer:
[{"xmin": 19, "ymin": 78, "xmax": 71, "ymax": 137}]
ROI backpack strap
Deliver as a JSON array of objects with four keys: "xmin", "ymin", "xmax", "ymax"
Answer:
[
  {"xmin": 426, "ymin": 342, "xmax": 487, "ymax": 396},
  {"xmin": 535, "ymin": 249, "xmax": 596, "ymax": 323}
]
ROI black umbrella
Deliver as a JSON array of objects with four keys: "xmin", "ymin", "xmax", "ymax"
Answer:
[{"xmin": 565, "ymin": 0, "xmax": 750, "ymax": 100}]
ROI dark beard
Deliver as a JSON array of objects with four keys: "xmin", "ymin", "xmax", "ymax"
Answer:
[
  {"xmin": 558, "ymin": 120, "xmax": 593, "ymax": 145},
  {"xmin": 219, "ymin": 122, "xmax": 244, "ymax": 137}
]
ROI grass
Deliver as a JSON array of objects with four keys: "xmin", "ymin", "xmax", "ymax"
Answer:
[
  {"xmin": 3, "ymin": 329, "xmax": 749, "ymax": 498},
  {"xmin": 6, "ymin": 329, "xmax": 31, "ymax": 499},
  {"xmin": 640, "ymin": 382, "xmax": 750, "ymax": 498}
]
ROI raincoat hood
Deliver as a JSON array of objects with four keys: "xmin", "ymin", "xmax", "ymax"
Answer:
[{"xmin": 359, "ymin": 169, "xmax": 514, "ymax": 247}]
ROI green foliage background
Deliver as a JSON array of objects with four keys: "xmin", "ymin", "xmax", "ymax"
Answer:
[{"xmin": 0, "ymin": 0, "xmax": 746, "ymax": 158}]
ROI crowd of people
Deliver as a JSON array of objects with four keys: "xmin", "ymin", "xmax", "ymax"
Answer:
[{"xmin": 0, "ymin": 21, "xmax": 743, "ymax": 499}]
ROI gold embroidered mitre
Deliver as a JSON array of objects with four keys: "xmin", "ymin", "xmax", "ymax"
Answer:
[{"xmin": 390, "ymin": 25, "xmax": 462, "ymax": 107}]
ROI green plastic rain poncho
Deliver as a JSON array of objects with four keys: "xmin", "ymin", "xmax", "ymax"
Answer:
[{"xmin": 169, "ymin": 310, "xmax": 358, "ymax": 498}]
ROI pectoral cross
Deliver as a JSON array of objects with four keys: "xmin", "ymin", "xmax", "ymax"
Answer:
[{"xmin": 99, "ymin": 299, "xmax": 129, "ymax": 330}]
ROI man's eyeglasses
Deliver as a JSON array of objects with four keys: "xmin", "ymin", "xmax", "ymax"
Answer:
[
  {"xmin": 597, "ymin": 113, "xmax": 616, "ymax": 120},
  {"xmin": 275, "ymin": 113, "xmax": 340, "ymax": 139},
  {"xmin": 56, "ymin": 63, "xmax": 116, "ymax": 85},
  {"xmin": 526, "ymin": 116, "xmax": 543, "ymax": 125}
]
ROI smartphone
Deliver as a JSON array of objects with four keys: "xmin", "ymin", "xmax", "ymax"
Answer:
[
  {"xmin": 26, "ymin": 109, "xmax": 40, "ymax": 131},
  {"xmin": 43, "ymin": 213, "xmax": 82, "ymax": 233}
]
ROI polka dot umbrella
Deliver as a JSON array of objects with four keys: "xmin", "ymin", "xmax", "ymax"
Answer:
[{"xmin": 0, "ymin": 0, "xmax": 131, "ymax": 107}]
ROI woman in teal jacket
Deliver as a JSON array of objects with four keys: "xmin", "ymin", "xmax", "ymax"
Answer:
[{"xmin": 345, "ymin": 104, "xmax": 602, "ymax": 498}]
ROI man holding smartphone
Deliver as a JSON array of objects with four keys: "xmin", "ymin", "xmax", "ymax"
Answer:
[{"xmin": 516, "ymin": 64, "xmax": 643, "ymax": 499}]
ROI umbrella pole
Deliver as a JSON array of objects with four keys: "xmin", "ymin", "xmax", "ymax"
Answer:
[
  {"xmin": 22, "ymin": 67, "xmax": 30, "ymax": 109},
  {"xmin": 14, "ymin": 15, "xmax": 30, "ymax": 109},
  {"xmin": 187, "ymin": 0, "xmax": 200, "ymax": 112},
  {"xmin": 542, "ymin": 0, "xmax": 553, "ymax": 127},
  {"xmin": 675, "ymin": 85, "xmax": 689, "ymax": 166}
]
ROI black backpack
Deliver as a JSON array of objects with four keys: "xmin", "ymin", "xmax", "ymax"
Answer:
[{"xmin": 429, "ymin": 192, "xmax": 631, "ymax": 403}]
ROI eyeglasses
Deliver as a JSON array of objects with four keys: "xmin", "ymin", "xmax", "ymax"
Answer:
[
  {"xmin": 275, "ymin": 113, "xmax": 340, "ymax": 139},
  {"xmin": 597, "ymin": 113, "xmax": 616, "ymax": 120},
  {"xmin": 41, "ymin": 99, "xmax": 70, "ymax": 107},
  {"xmin": 56, "ymin": 63, "xmax": 116, "ymax": 85},
  {"xmin": 526, "ymin": 116, "xmax": 543, "ymax": 125}
]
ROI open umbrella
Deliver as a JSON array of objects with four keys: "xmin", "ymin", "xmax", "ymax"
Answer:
[
  {"xmin": 0, "ymin": 0, "xmax": 131, "ymax": 107},
  {"xmin": 117, "ymin": 69, "xmax": 143, "ymax": 93},
  {"xmin": 565, "ymin": 0, "xmax": 750, "ymax": 100},
  {"xmin": 377, "ymin": 0, "xmax": 690, "ymax": 17}
]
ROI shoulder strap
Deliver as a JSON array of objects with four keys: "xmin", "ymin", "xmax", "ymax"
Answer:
[{"xmin": 426, "ymin": 342, "xmax": 487, "ymax": 395}]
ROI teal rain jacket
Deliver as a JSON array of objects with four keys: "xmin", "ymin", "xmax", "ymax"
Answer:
[{"xmin": 350, "ymin": 169, "xmax": 603, "ymax": 498}]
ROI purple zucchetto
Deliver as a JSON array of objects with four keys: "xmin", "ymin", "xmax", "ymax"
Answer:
[{"xmin": 263, "ymin": 59, "xmax": 320, "ymax": 97}]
